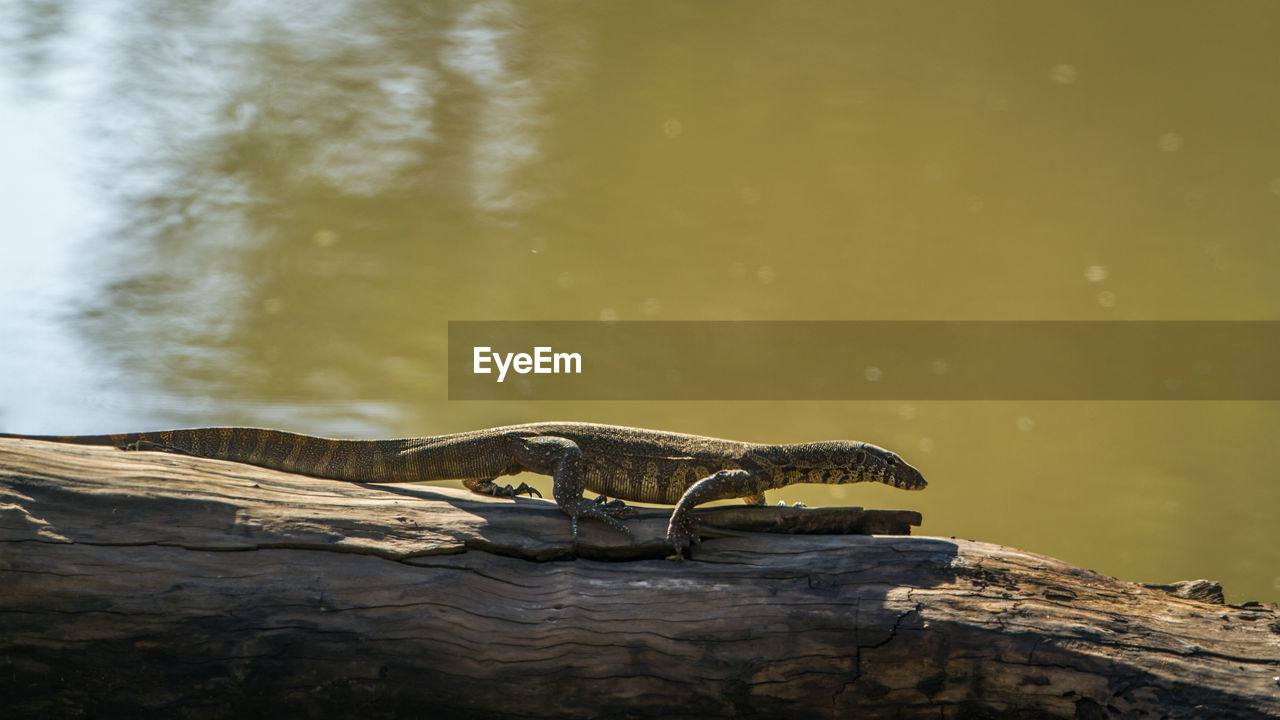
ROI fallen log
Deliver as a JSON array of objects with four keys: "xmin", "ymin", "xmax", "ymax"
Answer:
[{"xmin": 1, "ymin": 438, "xmax": 1276, "ymax": 718}]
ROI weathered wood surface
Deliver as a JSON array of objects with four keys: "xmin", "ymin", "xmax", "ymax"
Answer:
[{"xmin": 1, "ymin": 438, "xmax": 1277, "ymax": 719}]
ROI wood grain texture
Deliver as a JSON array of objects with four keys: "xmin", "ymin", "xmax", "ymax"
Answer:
[{"xmin": 2, "ymin": 438, "xmax": 1277, "ymax": 719}]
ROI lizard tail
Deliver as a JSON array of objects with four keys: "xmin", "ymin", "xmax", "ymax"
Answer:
[
  {"xmin": 0, "ymin": 429, "xmax": 392, "ymax": 483},
  {"xmin": 0, "ymin": 432, "xmax": 145, "ymax": 446}
]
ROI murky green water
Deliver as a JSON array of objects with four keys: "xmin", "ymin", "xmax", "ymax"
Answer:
[{"xmin": 1, "ymin": 1, "xmax": 1277, "ymax": 602}]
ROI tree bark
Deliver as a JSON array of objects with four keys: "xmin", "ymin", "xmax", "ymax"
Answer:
[{"xmin": 1, "ymin": 438, "xmax": 1276, "ymax": 719}]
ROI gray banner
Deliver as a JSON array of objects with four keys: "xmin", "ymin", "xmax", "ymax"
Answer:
[{"xmin": 448, "ymin": 321, "xmax": 1279, "ymax": 400}]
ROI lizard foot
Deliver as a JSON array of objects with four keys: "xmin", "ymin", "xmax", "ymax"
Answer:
[
  {"xmin": 567, "ymin": 499, "xmax": 633, "ymax": 546},
  {"xmin": 666, "ymin": 509, "xmax": 701, "ymax": 560},
  {"xmin": 593, "ymin": 495, "xmax": 637, "ymax": 519},
  {"xmin": 462, "ymin": 478, "xmax": 543, "ymax": 499},
  {"xmin": 494, "ymin": 482, "xmax": 542, "ymax": 499},
  {"xmin": 666, "ymin": 528, "xmax": 701, "ymax": 561}
]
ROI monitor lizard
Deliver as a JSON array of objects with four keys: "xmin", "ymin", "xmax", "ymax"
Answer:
[{"xmin": 0, "ymin": 422, "xmax": 927, "ymax": 557}]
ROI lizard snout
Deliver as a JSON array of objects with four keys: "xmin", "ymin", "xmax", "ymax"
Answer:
[{"xmin": 894, "ymin": 462, "xmax": 928, "ymax": 490}]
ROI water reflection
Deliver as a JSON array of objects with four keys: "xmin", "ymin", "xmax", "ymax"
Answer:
[
  {"xmin": 1, "ymin": 0, "xmax": 583, "ymax": 429},
  {"xmin": 91, "ymin": 0, "xmax": 555, "ymax": 209},
  {"xmin": 442, "ymin": 2, "xmax": 545, "ymax": 213}
]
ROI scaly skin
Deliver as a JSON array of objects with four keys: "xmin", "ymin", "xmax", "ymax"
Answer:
[{"xmin": 0, "ymin": 422, "xmax": 927, "ymax": 557}]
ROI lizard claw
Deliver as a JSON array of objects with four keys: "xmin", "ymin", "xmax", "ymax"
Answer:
[
  {"xmin": 495, "ymin": 482, "xmax": 542, "ymax": 499},
  {"xmin": 592, "ymin": 494, "xmax": 637, "ymax": 519},
  {"xmin": 666, "ymin": 527, "xmax": 699, "ymax": 561},
  {"xmin": 666, "ymin": 507, "xmax": 700, "ymax": 560},
  {"xmin": 669, "ymin": 538, "xmax": 687, "ymax": 561},
  {"xmin": 566, "ymin": 500, "xmax": 633, "ymax": 546}
]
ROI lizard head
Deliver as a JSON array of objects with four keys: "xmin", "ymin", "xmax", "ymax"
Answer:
[
  {"xmin": 855, "ymin": 443, "xmax": 927, "ymax": 490},
  {"xmin": 764, "ymin": 441, "xmax": 927, "ymax": 490}
]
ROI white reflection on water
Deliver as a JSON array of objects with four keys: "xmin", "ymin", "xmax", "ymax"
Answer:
[
  {"xmin": 441, "ymin": 1, "xmax": 545, "ymax": 213},
  {"xmin": 0, "ymin": 4, "xmax": 115, "ymax": 429},
  {"xmin": 0, "ymin": 0, "xmax": 562, "ymax": 430},
  {"xmin": 96, "ymin": 1, "xmax": 443, "ymax": 203}
]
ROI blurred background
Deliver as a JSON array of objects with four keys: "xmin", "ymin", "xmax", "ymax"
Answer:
[{"xmin": 1, "ymin": 1, "xmax": 1276, "ymax": 602}]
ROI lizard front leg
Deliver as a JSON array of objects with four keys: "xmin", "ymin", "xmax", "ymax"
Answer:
[
  {"xmin": 667, "ymin": 468, "xmax": 771, "ymax": 559},
  {"xmin": 510, "ymin": 436, "xmax": 632, "ymax": 543}
]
